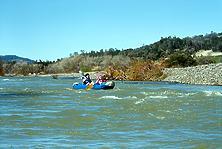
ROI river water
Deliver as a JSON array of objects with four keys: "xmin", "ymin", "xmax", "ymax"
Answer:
[{"xmin": 0, "ymin": 76, "xmax": 221, "ymax": 148}]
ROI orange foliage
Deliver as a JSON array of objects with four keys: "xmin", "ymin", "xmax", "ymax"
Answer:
[
  {"xmin": 105, "ymin": 65, "xmax": 127, "ymax": 80},
  {"xmin": 105, "ymin": 60, "xmax": 165, "ymax": 81},
  {"xmin": 0, "ymin": 68, "xmax": 4, "ymax": 76},
  {"xmin": 126, "ymin": 60, "xmax": 164, "ymax": 81}
]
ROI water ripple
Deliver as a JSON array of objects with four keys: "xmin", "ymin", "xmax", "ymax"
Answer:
[{"xmin": 0, "ymin": 78, "xmax": 221, "ymax": 148}]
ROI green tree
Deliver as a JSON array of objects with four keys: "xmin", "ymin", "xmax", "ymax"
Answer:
[{"xmin": 166, "ymin": 51, "xmax": 197, "ymax": 67}]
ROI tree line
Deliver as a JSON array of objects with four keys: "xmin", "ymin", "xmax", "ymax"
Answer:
[
  {"xmin": 0, "ymin": 32, "xmax": 221, "ymax": 79},
  {"xmin": 81, "ymin": 32, "xmax": 222, "ymax": 60}
]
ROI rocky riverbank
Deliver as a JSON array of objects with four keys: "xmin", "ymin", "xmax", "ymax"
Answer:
[{"xmin": 163, "ymin": 63, "xmax": 222, "ymax": 86}]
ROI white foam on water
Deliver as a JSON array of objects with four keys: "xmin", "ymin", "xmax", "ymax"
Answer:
[
  {"xmin": 203, "ymin": 91, "xmax": 212, "ymax": 96},
  {"xmin": 140, "ymin": 91, "xmax": 156, "ymax": 96},
  {"xmin": 99, "ymin": 96, "xmax": 122, "ymax": 99},
  {"xmin": 148, "ymin": 113, "xmax": 155, "ymax": 117},
  {"xmin": 24, "ymin": 88, "xmax": 33, "ymax": 92},
  {"xmin": 177, "ymin": 95, "xmax": 184, "ymax": 98},
  {"xmin": 215, "ymin": 92, "xmax": 222, "ymax": 96},
  {"xmin": 203, "ymin": 91, "xmax": 222, "ymax": 96},
  {"xmin": 156, "ymin": 116, "xmax": 165, "ymax": 120},
  {"xmin": 125, "ymin": 96, "xmax": 137, "ymax": 99},
  {"xmin": 158, "ymin": 110, "xmax": 172, "ymax": 113},
  {"xmin": 0, "ymin": 88, "xmax": 3, "ymax": 90},
  {"xmin": 149, "ymin": 95, "xmax": 168, "ymax": 99},
  {"xmin": 140, "ymin": 90, "xmax": 194, "ymax": 98},
  {"xmin": 41, "ymin": 90, "xmax": 51, "ymax": 94},
  {"xmin": 175, "ymin": 108, "xmax": 183, "ymax": 112},
  {"xmin": 184, "ymin": 102, "xmax": 190, "ymax": 105},
  {"xmin": 3, "ymin": 79, "xmax": 10, "ymax": 81},
  {"xmin": 148, "ymin": 113, "xmax": 165, "ymax": 120},
  {"xmin": 165, "ymin": 110, "xmax": 171, "ymax": 113},
  {"xmin": 77, "ymin": 91, "xmax": 82, "ymax": 93},
  {"xmin": 135, "ymin": 98, "xmax": 145, "ymax": 104},
  {"xmin": 140, "ymin": 92, "xmax": 146, "ymax": 95},
  {"xmin": 24, "ymin": 88, "xmax": 29, "ymax": 91},
  {"xmin": 184, "ymin": 92, "xmax": 196, "ymax": 96}
]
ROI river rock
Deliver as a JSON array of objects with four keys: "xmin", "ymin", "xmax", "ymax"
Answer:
[{"xmin": 163, "ymin": 63, "xmax": 222, "ymax": 86}]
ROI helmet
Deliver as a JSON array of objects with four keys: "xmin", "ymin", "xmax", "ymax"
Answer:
[{"xmin": 84, "ymin": 73, "xmax": 89, "ymax": 77}]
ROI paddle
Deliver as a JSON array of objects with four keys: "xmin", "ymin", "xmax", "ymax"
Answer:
[{"xmin": 85, "ymin": 82, "xmax": 94, "ymax": 90}]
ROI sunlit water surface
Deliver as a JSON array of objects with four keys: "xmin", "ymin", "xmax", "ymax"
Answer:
[{"xmin": 0, "ymin": 76, "xmax": 221, "ymax": 148}]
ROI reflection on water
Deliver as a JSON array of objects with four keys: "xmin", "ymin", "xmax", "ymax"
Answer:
[{"xmin": 0, "ymin": 76, "xmax": 221, "ymax": 148}]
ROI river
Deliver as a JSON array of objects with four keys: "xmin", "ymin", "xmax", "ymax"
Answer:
[{"xmin": 0, "ymin": 76, "xmax": 221, "ymax": 148}]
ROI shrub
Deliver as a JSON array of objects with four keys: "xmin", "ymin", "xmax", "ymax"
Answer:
[
  {"xmin": 195, "ymin": 56, "xmax": 216, "ymax": 65},
  {"xmin": 126, "ymin": 60, "xmax": 164, "ymax": 81},
  {"xmin": 105, "ymin": 60, "xmax": 165, "ymax": 81},
  {"xmin": 11, "ymin": 63, "xmax": 31, "ymax": 75},
  {"xmin": 165, "ymin": 51, "xmax": 196, "ymax": 67},
  {"xmin": 105, "ymin": 65, "xmax": 127, "ymax": 80},
  {"xmin": 80, "ymin": 65, "xmax": 92, "ymax": 72}
]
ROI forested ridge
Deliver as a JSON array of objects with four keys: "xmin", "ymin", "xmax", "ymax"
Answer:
[{"xmin": 82, "ymin": 31, "xmax": 222, "ymax": 59}]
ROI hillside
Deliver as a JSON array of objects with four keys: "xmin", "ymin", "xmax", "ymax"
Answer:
[
  {"xmin": 130, "ymin": 32, "xmax": 222, "ymax": 60},
  {"xmin": 83, "ymin": 32, "xmax": 222, "ymax": 60},
  {"xmin": 0, "ymin": 55, "xmax": 34, "ymax": 64}
]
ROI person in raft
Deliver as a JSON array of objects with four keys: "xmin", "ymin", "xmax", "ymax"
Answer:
[
  {"xmin": 95, "ymin": 74, "xmax": 107, "ymax": 85},
  {"xmin": 82, "ymin": 73, "xmax": 92, "ymax": 85}
]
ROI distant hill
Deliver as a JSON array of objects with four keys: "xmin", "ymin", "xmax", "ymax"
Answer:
[{"xmin": 0, "ymin": 55, "xmax": 34, "ymax": 64}]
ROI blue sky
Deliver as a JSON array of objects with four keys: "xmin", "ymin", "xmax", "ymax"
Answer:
[{"xmin": 0, "ymin": 0, "xmax": 221, "ymax": 61}]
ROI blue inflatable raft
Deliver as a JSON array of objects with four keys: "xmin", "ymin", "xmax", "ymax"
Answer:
[{"xmin": 72, "ymin": 81, "xmax": 115, "ymax": 90}]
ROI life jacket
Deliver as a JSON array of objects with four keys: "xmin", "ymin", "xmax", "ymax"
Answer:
[
  {"xmin": 83, "ymin": 78, "xmax": 92, "ymax": 85},
  {"xmin": 96, "ymin": 79, "xmax": 107, "ymax": 84}
]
